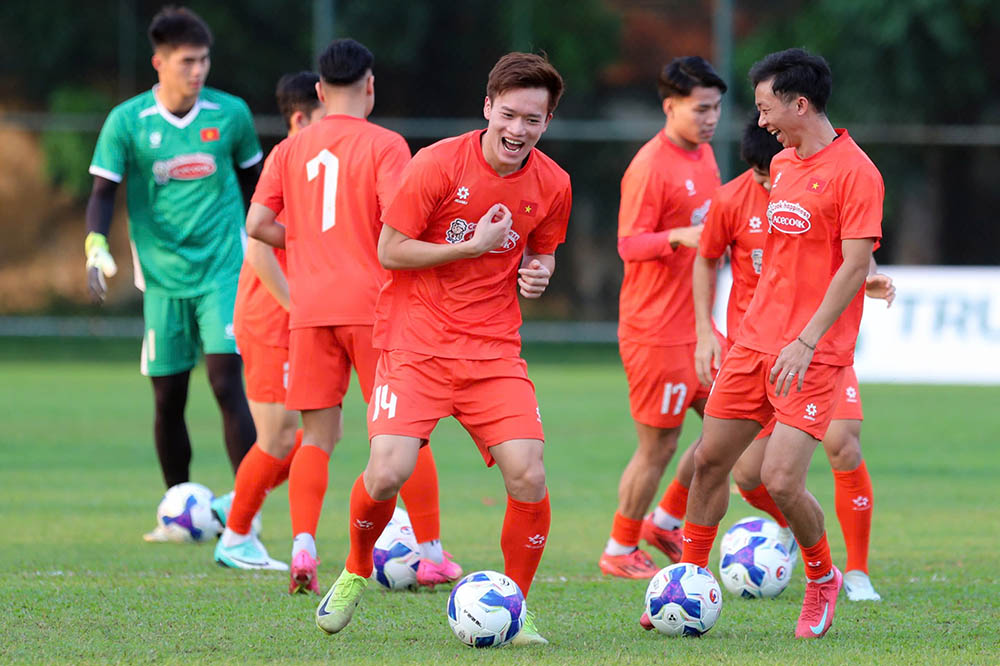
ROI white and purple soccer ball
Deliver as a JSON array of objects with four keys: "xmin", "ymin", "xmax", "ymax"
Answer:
[
  {"xmin": 644, "ymin": 563, "xmax": 723, "ymax": 637},
  {"xmin": 447, "ymin": 570, "xmax": 525, "ymax": 648},
  {"xmin": 719, "ymin": 516, "xmax": 785, "ymax": 555},
  {"xmin": 719, "ymin": 533, "xmax": 792, "ymax": 598},
  {"xmin": 372, "ymin": 506, "xmax": 421, "ymax": 590},
  {"xmin": 155, "ymin": 482, "xmax": 222, "ymax": 543}
]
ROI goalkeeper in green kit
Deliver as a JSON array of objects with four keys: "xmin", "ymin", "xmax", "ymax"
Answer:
[{"xmin": 85, "ymin": 6, "xmax": 260, "ymax": 540}]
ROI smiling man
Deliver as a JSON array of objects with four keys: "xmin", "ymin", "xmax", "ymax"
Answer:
[
  {"xmin": 314, "ymin": 52, "xmax": 571, "ymax": 646},
  {"xmin": 85, "ymin": 6, "xmax": 261, "ymax": 538},
  {"xmin": 600, "ymin": 56, "xmax": 727, "ymax": 580},
  {"xmin": 678, "ymin": 48, "xmax": 884, "ymax": 639}
]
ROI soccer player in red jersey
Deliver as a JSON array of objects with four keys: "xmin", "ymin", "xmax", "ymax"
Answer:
[
  {"xmin": 211, "ymin": 72, "xmax": 324, "ymax": 572},
  {"xmin": 600, "ymin": 57, "xmax": 727, "ymax": 579},
  {"xmin": 246, "ymin": 40, "xmax": 460, "ymax": 595},
  {"xmin": 692, "ymin": 115, "xmax": 893, "ymax": 603},
  {"xmin": 677, "ymin": 48, "xmax": 885, "ymax": 638},
  {"xmin": 315, "ymin": 52, "xmax": 571, "ymax": 646}
]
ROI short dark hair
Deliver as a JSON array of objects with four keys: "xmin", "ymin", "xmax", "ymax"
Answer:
[
  {"xmin": 148, "ymin": 6, "xmax": 213, "ymax": 52},
  {"xmin": 276, "ymin": 71, "xmax": 321, "ymax": 130},
  {"xmin": 487, "ymin": 52, "xmax": 565, "ymax": 114},
  {"xmin": 658, "ymin": 56, "xmax": 727, "ymax": 100},
  {"xmin": 749, "ymin": 48, "xmax": 832, "ymax": 113},
  {"xmin": 740, "ymin": 112, "xmax": 784, "ymax": 171},
  {"xmin": 318, "ymin": 39, "xmax": 374, "ymax": 86}
]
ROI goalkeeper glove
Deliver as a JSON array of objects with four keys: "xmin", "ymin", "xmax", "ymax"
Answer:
[{"xmin": 85, "ymin": 232, "xmax": 117, "ymax": 301}]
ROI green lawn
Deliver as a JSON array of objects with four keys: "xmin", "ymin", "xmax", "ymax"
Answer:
[{"xmin": 1, "ymin": 337, "xmax": 998, "ymax": 664}]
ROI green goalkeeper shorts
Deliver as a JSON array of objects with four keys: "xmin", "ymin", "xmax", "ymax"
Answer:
[{"xmin": 140, "ymin": 279, "xmax": 239, "ymax": 377}]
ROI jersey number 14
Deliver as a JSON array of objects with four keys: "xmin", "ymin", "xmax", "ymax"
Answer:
[{"xmin": 306, "ymin": 149, "xmax": 340, "ymax": 232}]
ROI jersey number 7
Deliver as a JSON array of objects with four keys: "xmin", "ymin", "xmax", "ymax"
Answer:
[{"xmin": 306, "ymin": 149, "xmax": 340, "ymax": 232}]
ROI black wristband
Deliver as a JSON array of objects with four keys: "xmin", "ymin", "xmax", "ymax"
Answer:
[{"xmin": 797, "ymin": 336, "xmax": 816, "ymax": 350}]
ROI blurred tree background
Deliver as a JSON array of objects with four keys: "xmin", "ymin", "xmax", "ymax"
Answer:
[{"xmin": 0, "ymin": 0, "xmax": 998, "ymax": 317}]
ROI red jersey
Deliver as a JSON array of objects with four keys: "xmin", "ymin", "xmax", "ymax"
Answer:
[
  {"xmin": 618, "ymin": 131, "xmax": 720, "ymax": 345},
  {"xmin": 251, "ymin": 114, "xmax": 410, "ymax": 329},
  {"xmin": 698, "ymin": 169, "xmax": 769, "ymax": 345},
  {"xmin": 233, "ymin": 245, "xmax": 289, "ymax": 347},
  {"xmin": 737, "ymin": 130, "xmax": 883, "ymax": 366},
  {"xmin": 373, "ymin": 130, "xmax": 572, "ymax": 359}
]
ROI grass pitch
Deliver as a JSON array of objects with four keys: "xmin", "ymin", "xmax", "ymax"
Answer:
[{"xmin": 1, "ymin": 337, "xmax": 998, "ymax": 664}]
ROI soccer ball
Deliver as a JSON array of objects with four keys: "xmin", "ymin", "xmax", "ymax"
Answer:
[
  {"xmin": 447, "ymin": 570, "xmax": 525, "ymax": 648},
  {"xmin": 155, "ymin": 482, "xmax": 222, "ymax": 543},
  {"xmin": 719, "ymin": 515, "xmax": 784, "ymax": 555},
  {"xmin": 372, "ymin": 506, "xmax": 421, "ymax": 590},
  {"xmin": 719, "ymin": 534, "xmax": 792, "ymax": 598},
  {"xmin": 644, "ymin": 563, "xmax": 723, "ymax": 637}
]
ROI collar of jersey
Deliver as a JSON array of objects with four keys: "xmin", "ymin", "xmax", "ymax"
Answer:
[{"xmin": 150, "ymin": 85, "xmax": 219, "ymax": 129}]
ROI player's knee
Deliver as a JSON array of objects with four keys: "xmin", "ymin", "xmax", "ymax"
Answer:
[
  {"xmin": 504, "ymin": 462, "xmax": 546, "ymax": 500},
  {"xmin": 692, "ymin": 442, "xmax": 728, "ymax": 479},
  {"xmin": 827, "ymin": 435, "xmax": 862, "ymax": 471},
  {"xmin": 732, "ymin": 462, "xmax": 760, "ymax": 490},
  {"xmin": 759, "ymin": 468, "xmax": 799, "ymax": 506},
  {"xmin": 364, "ymin": 464, "xmax": 406, "ymax": 499}
]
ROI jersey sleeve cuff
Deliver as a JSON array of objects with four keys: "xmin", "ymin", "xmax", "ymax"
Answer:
[
  {"xmin": 239, "ymin": 151, "xmax": 264, "ymax": 169},
  {"xmin": 89, "ymin": 165, "xmax": 123, "ymax": 183}
]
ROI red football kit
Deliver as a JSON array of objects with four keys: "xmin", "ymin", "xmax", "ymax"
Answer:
[
  {"xmin": 234, "ymin": 149, "xmax": 290, "ymax": 403},
  {"xmin": 251, "ymin": 114, "xmax": 411, "ymax": 409},
  {"xmin": 369, "ymin": 130, "xmax": 572, "ymax": 463},
  {"xmin": 705, "ymin": 130, "xmax": 883, "ymax": 438},
  {"xmin": 617, "ymin": 131, "xmax": 721, "ymax": 428}
]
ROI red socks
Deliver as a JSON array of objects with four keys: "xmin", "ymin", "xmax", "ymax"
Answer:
[
  {"xmin": 833, "ymin": 460, "xmax": 873, "ymax": 573},
  {"xmin": 398, "ymin": 445, "xmax": 440, "ymax": 544},
  {"xmin": 658, "ymin": 478, "xmax": 689, "ymax": 519},
  {"xmin": 609, "ymin": 511, "xmax": 642, "ymax": 548},
  {"xmin": 288, "ymin": 444, "xmax": 330, "ymax": 538},
  {"xmin": 345, "ymin": 475, "xmax": 397, "ymax": 576},
  {"xmin": 680, "ymin": 522, "xmax": 718, "ymax": 568},
  {"xmin": 228, "ymin": 443, "xmax": 285, "ymax": 535},
  {"xmin": 501, "ymin": 491, "xmax": 551, "ymax": 598},
  {"xmin": 801, "ymin": 532, "xmax": 834, "ymax": 580},
  {"xmin": 738, "ymin": 483, "xmax": 790, "ymax": 528}
]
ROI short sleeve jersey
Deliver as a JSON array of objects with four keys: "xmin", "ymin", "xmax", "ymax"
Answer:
[
  {"xmin": 373, "ymin": 130, "xmax": 572, "ymax": 360},
  {"xmin": 737, "ymin": 130, "xmax": 884, "ymax": 366},
  {"xmin": 698, "ymin": 169, "xmax": 770, "ymax": 344},
  {"xmin": 618, "ymin": 132, "xmax": 720, "ymax": 346},
  {"xmin": 89, "ymin": 86, "xmax": 262, "ymax": 296},
  {"xmin": 234, "ymin": 150, "xmax": 289, "ymax": 348},
  {"xmin": 251, "ymin": 115, "xmax": 410, "ymax": 329}
]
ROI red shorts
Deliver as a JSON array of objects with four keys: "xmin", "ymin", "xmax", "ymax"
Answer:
[
  {"xmin": 705, "ymin": 344, "xmax": 846, "ymax": 440},
  {"xmin": 620, "ymin": 334, "xmax": 725, "ymax": 429},
  {"xmin": 237, "ymin": 334, "xmax": 289, "ymax": 404},
  {"xmin": 754, "ymin": 365, "xmax": 864, "ymax": 439},
  {"xmin": 286, "ymin": 325, "xmax": 379, "ymax": 411},
  {"xmin": 367, "ymin": 350, "xmax": 544, "ymax": 466}
]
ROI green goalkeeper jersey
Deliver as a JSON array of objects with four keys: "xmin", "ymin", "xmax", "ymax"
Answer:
[{"xmin": 90, "ymin": 86, "xmax": 263, "ymax": 296}]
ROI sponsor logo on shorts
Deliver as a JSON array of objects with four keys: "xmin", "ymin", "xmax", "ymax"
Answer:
[
  {"xmin": 767, "ymin": 200, "xmax": 812, "ymax": 234},
  {"xmin": 152, "ymin": 152, "xmax": 217, "ymax": 185},
  {"xmin": 804, "ymin": 402, "xmax": 818, "ymax": 421}
]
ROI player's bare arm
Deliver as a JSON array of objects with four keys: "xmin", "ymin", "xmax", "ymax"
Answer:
[
  {"xmin": 865, "ymin": 256, "xmax": 895, "ymax": 307},
  {"xmin": 770, "ymin": 237, "xmax": 875, "ymax": 395},
  {"xmin": 84, "ymin": 175, "xmax": 119, "ymax": 303},
  {"xmin": 378, "ymin": 203, "xmax": 513, "ymax": 270},
  {"xmin": 246, "ymin": 238, "xmax": 290, "ymax": 311},
  {"xmin": 669, "ymin": 225, "xmax": 703, "ymax": 249},
  {"xmin": 692, "ymin": 253, "xmax": 722, "ymax": 386},
  {"xmin": 517, "ymin": 253, "xmax": 555, "ymax": 299},
  {"xmin": 245, "ymin": 202, "xmax": 286, "ymax": 249}
]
